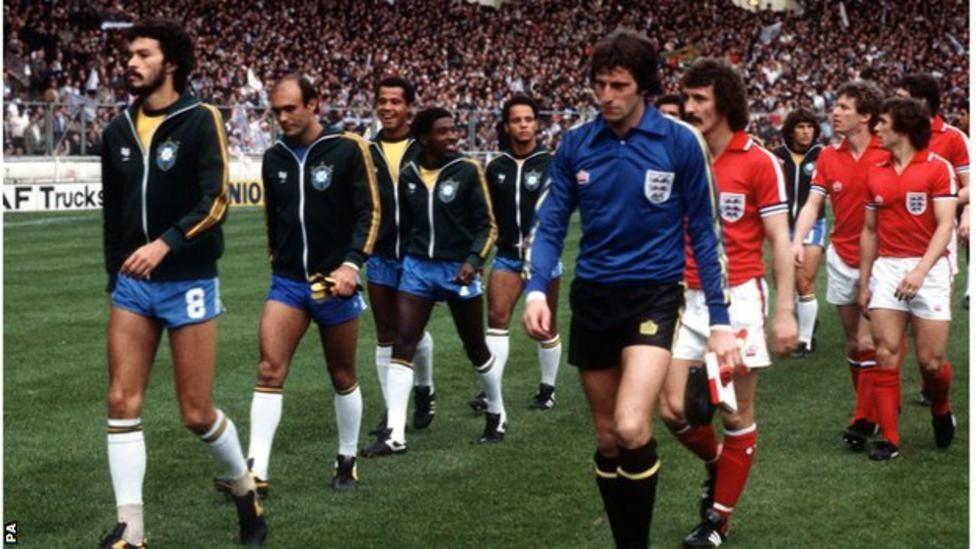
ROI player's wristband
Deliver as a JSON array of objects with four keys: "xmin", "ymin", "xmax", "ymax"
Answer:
[{"xmin": 525, "ymin": 291, "xmax": 547, "ymax": 303}]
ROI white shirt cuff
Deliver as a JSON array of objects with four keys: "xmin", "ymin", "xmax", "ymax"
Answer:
[
  {"xmin": 341, "ymin": 261, "xmax": 360, "ymax": 272},
  {"xmin": 525, "ymin": 291, "xmax": 547, "ymax": 303}
]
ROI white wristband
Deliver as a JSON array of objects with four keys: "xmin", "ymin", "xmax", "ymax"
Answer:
[
  {"xmin": 341, "ymin": 261, "xmax": 360, "ymax": 272},
  {"xmin": 525, "ymin": 291, "xmax": 547, "ymax": 303}
]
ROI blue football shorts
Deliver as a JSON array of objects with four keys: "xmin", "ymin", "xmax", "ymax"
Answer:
[
  {"xmin": 111, "ymin": 274, "xmax": 222, "ymax": 328},
  {"xmin": 268, "ymin": 274, "xmax": 367, "ymax": 326},
  {"xmin": 398, "ymin": 255, "xmax": 483, "ymax": 301}
]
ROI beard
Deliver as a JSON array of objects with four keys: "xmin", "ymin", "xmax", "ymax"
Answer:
[{"xmin": 127, "ymin": 67, "xmax": 166, "ymax": 98}]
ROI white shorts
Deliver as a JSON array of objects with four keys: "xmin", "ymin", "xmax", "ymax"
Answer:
[
  {"xmin": 673, "ymin": 278, "xmax": 771, "ymax": 369},
  {"xmin": 869, "ymin": 256, "xmax": 952, "ymax": 321},
  {"xmin": 826, "ymin": 245, "xmax": 860, "ymax": 306}
]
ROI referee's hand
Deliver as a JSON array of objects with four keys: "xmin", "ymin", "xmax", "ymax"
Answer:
[
  {"xmin": 706, "ymin": 328, "xmax": 742, "ymax": 370},
  {"xmin": 523, "ymin": 299, "xmax": 552, "ymax": 341}
]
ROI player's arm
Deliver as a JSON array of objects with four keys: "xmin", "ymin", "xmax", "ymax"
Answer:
[
  {"xmin": 463, "ymin": 160, "xmax": 497, "ymax": 271},
  {"xmin": 757, "ymin": 153, "xmax": 797, "ymax": 355},
  {"xmin": 763, "ymin": 212, "xmax": 797, "ymax": 355},
  {"xmin": 791, "ymin": 173, "xmax": 827, "ymax": 266},
  {"xmin": 523, "ymin": 137, "xmax": 577, "ymax": 340},
  {"xmin": 164, "ymin": 105, "xmax": 230, "ymax": 252},
  {"xmin": 678, "ymin": 128, "xmax": 740, "ymax": 366},
  {"xmin": 327, "ymin": 134, "xmax": 380, "ymax": 296},
  {"xmin": 260, "ymin": 153, "xmax": 276, "ymax": 265},
  {"xmin": 857, "ymin": 205, "xmax": 879, "ymax": 314},
  {"xmin": 897, "ymin": 167, "xmax": 958, "ymax": 300},
  {"xmin": 101, "ymin": 132, "xmax": 122, "ymax": 291}
]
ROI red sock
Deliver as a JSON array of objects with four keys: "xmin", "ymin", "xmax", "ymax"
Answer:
[
  {"xmin": 871, "ymin": 368, "xmax": 901, "ymax": 446},
  {"xmin": 922, "ymin": 361, "xmax": 953, "ymax": 416},
  {"xmin": 673, "ymin": 425, "xmax": 720, "ymax": 462},
  {"xmin": 712, "ymin": 425, "xmax": 757, "ymax": 522},
  {"xmin": 851, "ymin": 350, "xmax": 878, "ymax": 423}
]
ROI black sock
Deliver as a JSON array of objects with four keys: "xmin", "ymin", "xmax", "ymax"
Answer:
[
  {"xmin": 594, "ymin": 450, "xmax": 627, "ymax": 548},
  {"xmin": 616, "ymin": 439, "xmax": 660, "ymax": 549}
]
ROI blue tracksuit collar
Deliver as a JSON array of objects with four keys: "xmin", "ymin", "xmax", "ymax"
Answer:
[{"xmin": 586, "ymin": 103, "xmax": 669, "ymax": 146}]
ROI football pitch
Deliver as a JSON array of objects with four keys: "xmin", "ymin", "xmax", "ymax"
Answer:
[{"xmin": 4, "ymin": 208, "xmax": 969, "ymax": 547}]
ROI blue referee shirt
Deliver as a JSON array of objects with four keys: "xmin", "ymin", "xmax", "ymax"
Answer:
[{"xmin": 525, "ymin": 105, "xmax": 731, "ymax": 327}]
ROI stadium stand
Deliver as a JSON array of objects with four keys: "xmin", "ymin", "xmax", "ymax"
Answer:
[{"xmin": 2, "ymin": 0, "xmax": 969, "ymax": 156}]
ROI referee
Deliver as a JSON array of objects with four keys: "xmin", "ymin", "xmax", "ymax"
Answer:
[{"xmin": 522, "ymin": 29, "xmax": 740, "ymax": 548}]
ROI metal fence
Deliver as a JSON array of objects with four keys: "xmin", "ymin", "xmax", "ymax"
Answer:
[{"xmin": 3, "ymin": 100, "xmax": 819, "ymax": 159}]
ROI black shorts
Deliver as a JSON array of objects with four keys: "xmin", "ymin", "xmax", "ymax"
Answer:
[{"xmin": 568, "ymin": 278, "xmax": 684, "ymax": 370}]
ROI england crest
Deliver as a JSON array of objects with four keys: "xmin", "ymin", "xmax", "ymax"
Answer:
[
  {"xmin": 439, "ymin": 179, "xmax": 459, "ymax": 203},
  {"xmin": 644, "ymin": 170, "xmax": 675, "ymax": 204},
  {"xmin": 906, "ymin": 192, "xmax": 927, "ymax": 216},
  {"xmin": 524, "ymin": 170, "xmax": 542, "ymax": 191},
  {"xmin": 156, "ymin": 139, "xmax": 179, "ymax": 171},
  {"xmin": 311, "ymin": 163, "xmax": 334, "ymax": 191},
  {"xmin": 720, "ymin": 192, "xmax": 747, "ymax": 222}
]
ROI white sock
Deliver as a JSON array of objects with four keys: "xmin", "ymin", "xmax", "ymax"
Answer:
[
  {"xmin": 538, "ymin": 334, "xmax": 562, "ymax": 386},
  {"xmin": 475, "ymin": 355, "xmax": 505, "ymax": 419},
  {"xmin": 796, "ymin": 294, "xmax": 818, "ymax": 345},
  {"xmin": 117, "ymin": 503, "xmax": 144, "ymax": 545},
  {"xmin": 485, "ymin": 329, "xmax": 510, "ymax": 383},
  {"xmin": 202, "ymin": 409, "xmax": 252, "ymax": 496},
  {"xmin": 108, "ymin": 418, "xmax": 145, "ymax": 544},
  {"xmin": 414, "ymin": 331, "xmax": 434, "ymax": 391},
  {"xmin": 386, "ymin": 361, "xmax": 414, "ymax": 442},
  {"xmin": 375, "ymin": 344, "xmax": 392, "ymax": 403},
  {"xmin": 248, "ymin": 388, "xmax": 283, "ymax": 480},
  {"xmin": 334, "ymin": 384, "xmax": 363, "ymax": 457}
]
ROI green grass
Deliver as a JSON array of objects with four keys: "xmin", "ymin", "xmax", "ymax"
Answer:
[{"xmin": 4, "ymin": 208, "xmax": 969, "ymax": 547}]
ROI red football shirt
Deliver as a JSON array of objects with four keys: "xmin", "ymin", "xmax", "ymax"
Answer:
[
  {"xmin": 810, "ymin": 136, "xmax": 890, "ymax": 267},
  {"xmin": 928, "ymin": 114, "xmax": 970, "ymax": 176},
  {"xmin": 686, "ymin": 131, "xmax": 788, "ymax": 289},
  {"xmin": 866, "ymin": 149, "xmax": 958, "ymax": 257}
]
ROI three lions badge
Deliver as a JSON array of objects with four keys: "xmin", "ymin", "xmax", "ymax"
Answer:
[{"xmin": 644, "ymin": 170, "xmax": 675, "ymax": 204}]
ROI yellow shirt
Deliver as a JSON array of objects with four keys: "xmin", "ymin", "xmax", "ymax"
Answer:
[
  {"xmin": 137, "ymin": 109, "xmax": 165, "ymax": 152},
  {"xmin": 380, "ymin": 138, "xmax": 410, "ymax": 183},
  {"xmin": 420, "ymin": 166, "xmax": 439, "ymax": 190},
  {"xmin": 790, "ymin": 151, "xmax": 805, "ymax": 169}
]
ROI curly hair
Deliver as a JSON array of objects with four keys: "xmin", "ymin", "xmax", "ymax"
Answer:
[
  {"xmin": 680, "ymin": 57, "xmax": 749, "ymax": 131},
  {"xmin": 125, "ymin": 18, "xmax": 195, "ymax": 93}
]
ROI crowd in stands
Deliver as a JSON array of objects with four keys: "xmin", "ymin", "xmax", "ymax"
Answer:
[{"xmin": 3, "ymin": 0, "xmax": 969, "ymax": 156}]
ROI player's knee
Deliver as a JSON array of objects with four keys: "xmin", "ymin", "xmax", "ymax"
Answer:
[
  {"xmin": 855, "ymin": 335, "xmax": 875, "ymax": 355},
  {"xmin": 463, "ymin": 339, "xmax": 491, "ymax": 366},
  {"xmin": 796, "ymin": 277, "xmax": 815, "ymax": 296},
  {"xmin": 659, "ymin": 395, "xmax": 686, "ymax": 430},
  {"xmin": 916, "ymin": 348, "xmax": 945, "ymax": 373},
  {"xmin": 328, "ymin": 368, "xmax": 357, "ymax": 392},
  {"xmin": 106, "ymin": 388, "xmax": 143, "ymax": 419},
  {"xmin": 594, "ymin": 421, "xmax": 618, "ymax": 455},
  {"xmin": 256, "ymin": 359, "xmax": 287, "ymax": 386},
  {"xmin": 875, "ymin": 344, "xmax": 899, "ymax": 369},
  {"xmin": 613, "ymin": 417, "xmax": 649, "ymax": 449},
  {"xmin": 722, "ymin": 404, "xmax": 753, "ymax": 431},
  {"xmin": 180, "ymin": 406, "xmax": 215, "ymax": 435},
  {"xmin": 487, "ymin": 307, "xmax": 511, "ymax": 329},
  {"xmin": 374, "ymin": 320, "xmax": 395, "ymax": 345}
]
